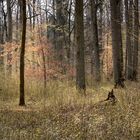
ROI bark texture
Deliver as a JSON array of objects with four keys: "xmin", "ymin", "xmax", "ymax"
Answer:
[{"xmin": 75, "ymin": 0, "xmax": 86, "ymax": 92}]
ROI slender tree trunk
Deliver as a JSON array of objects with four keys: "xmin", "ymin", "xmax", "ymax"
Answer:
[
  {"xmin": 99, "ymin": 2, "xmax": 103, "ymax": 51},
  {"xmin": 16, "ymin": 4, "xmax": 19, "ymax": 43},
  {"xmin": 33, "ymin": 0, "xmax": 36, "ymax": 29},
  {"xmin": 67, "ymin": 0, "xmax": 73, "ymax": 65},
  {"xmin": 126, "ymin": 0, "xmax": 133, "ymax": 80},
  {"xmin": 75, "ymin": 0, "xmax": 86, "ymax": 92},
  {"xmin": 0, "ymin": 1, "xmax": 4, "ymax": 44},
  {"xmin": 28, "ymin": 4, "xmax": 32, "ymax": 30},
  {"xmin": 124, "ymin": 0, "xmax": 128, "ymax": 77},
  {"xmin": 6, "ymin": 0, "xmax": 13, "ymax": 74},
  {"xmin": 56, "ymin": 0, "xmax": 65, "ymax": 62},
  {"xmin": 41, "ymin": 47, "xmax": 47, "ymax": 89},
  {"xmin": 132, "ymin": 0, "xmax": 139, "ymax": 81},
  {"xmin": 2, "ymin": 0, "xmax": 8, "ymax": 43},
  {"xmin": 6, "ymin": 0, "xmax": 12, "ymax": 42},
  {"xmin": 0, "ymin": 1, "xmax": 4, "ymax": 67},
  {"xmin": 90, "ymin": 0, "xmax": 101, "ymax": 81},
  {"xmin": 19, "ymin": 0, "xmax": 26, "ymax": 106}
]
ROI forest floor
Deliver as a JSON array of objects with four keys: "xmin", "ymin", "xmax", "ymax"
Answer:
[{"xmin": 0, "ymin": 76, "xmax": 140, "ymax": 140}]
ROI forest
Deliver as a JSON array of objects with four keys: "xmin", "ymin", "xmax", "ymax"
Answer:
[{"xmin": 0, "ymin": 0, "xmax": 139, "ymax": 139}]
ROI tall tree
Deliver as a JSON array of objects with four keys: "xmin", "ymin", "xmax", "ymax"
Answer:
[
  {"xmin": 0, "ymin": 0, "xmax": 4, "ymax": 44},
  {"xmin": 110, "ymin": 0, "xmax": 124, "ymax": 87},
  {"xmin": 75, "ymin": 0, "xmax": 86, "ymax": 92},
  {"xmin": 132, "ymin": 0, "xmax": 139, "ymax": 81},
  {"xmin": 6, "ymin": 0, "xmax": 13, "ymax": 74},
  {"xmin": 6, "ymin": 0, "xmax": 12, "ymax": 42},
  {"xmin": 125, "ymin": 0, "xmax": 133, "ymax": 80},
  {"xmin": 19, "ymin": 0, "xmax": 26, "ymax": 106},
  {"xmin": 0, "ymin": 0, "xmax": 7, "ymax": 43},
  {"xmin": 55, "ymin": 0, "xmax": 67, "ymax": 63},
  {"xmin": 33, "ymin": 0, "xmax": 36, "ymax": 29},
  {"xmin": 90, "ymin": 0, "xmax": 101, "ymax": 81},
  {"xmin": 98, "ymin": 0, "xmax": 103, "ymax": 51},
  {"xmin": 0, "ymin": 0, "xmax": 4, "ymax": 66}
]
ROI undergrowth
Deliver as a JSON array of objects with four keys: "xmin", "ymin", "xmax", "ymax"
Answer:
[{"xmin": 0, "ymin": 73, "xmax": 140, "ymax": 140}]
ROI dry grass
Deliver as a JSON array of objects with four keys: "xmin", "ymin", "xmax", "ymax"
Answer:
[{"xmin": 0, "ymin": 74, "xmax": 140, "ymax": 140}]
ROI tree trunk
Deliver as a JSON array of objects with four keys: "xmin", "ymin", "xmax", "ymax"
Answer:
[
  {"xmin": 56, "ymin": 0, "xmax": 65, "ymax": 63},
  {"xmin": 132, "ymin": 0, "xmax": 139, "ymax": 81},
  {"xmin": 27, "ymin": 4, "xmax": 32, "ymax": 30},
  {"xmin": 110, "ymin": 0, "xmax": 124, "ymax": 87},
  {"xmin": 6, "ymin": 0, "xmax": 12, "ymax": 42},
  {"xmin": 125, "ymin": 0, "xmax": 133, "ymax": 80},
  {"xmin": 75, "ymin": 0, "xmax": 86, "ymax": 92},
  {"xmin": 0, "ymin": 1, "xmax": 4, "ymax": 67},
  {"xmin": 19, "ymin": 0, "xmax": 26, "ymax": 106},
  {"xmin": 6, "ymin": 0, "xmax": 13, "ymax": 74},
  {"xmin": 33, "ymin": 0, "xmax": 36, "ymax": 29},
  {"xmin": 0, "ymin": 1, "xmax": 4, "ymax": 44},
  {"xmin": 90, "ymin": 0, "xmax": 101, "ymax": 81}
]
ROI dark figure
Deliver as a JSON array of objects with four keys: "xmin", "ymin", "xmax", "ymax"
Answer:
[
  {"xmin": 105, "ymin": 89, "xmax": 116, "ymax": 105},
  {"xmin": 114, "ymin": 77, "xmax": 125, "ymax": 88}
]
